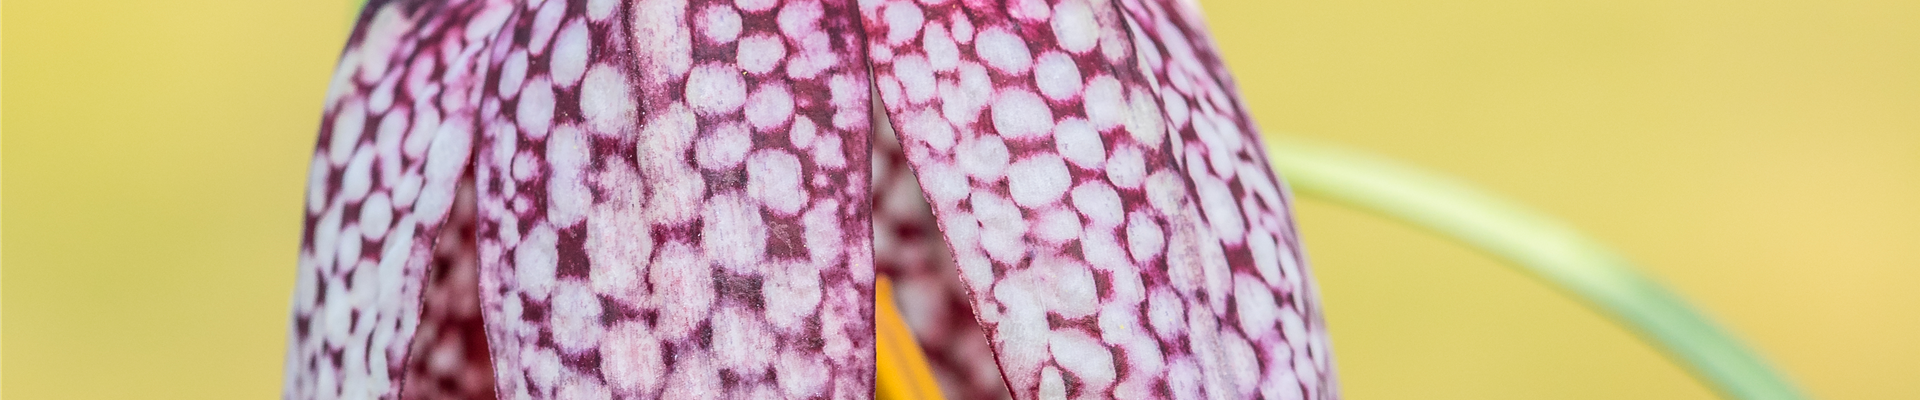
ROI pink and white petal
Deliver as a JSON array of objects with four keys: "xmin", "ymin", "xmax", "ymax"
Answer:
[{"xmin": 862, "ymin": 0, "xmax": 1338, "ymax": 398}]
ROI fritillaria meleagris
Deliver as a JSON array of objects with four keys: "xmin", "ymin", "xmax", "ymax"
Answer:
[{"xmin": 286, "ymin": 0, "xmax": 1335, "ymax": 398}]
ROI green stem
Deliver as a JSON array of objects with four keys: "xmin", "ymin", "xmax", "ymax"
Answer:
[{"xmin": 1267, "ymin": 138, "xmax": 1805, "ymax": 400}]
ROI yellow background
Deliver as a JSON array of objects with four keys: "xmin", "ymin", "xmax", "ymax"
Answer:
[{"xmin": 3, "ymin": 0, "xmax": 1914, "ymax": 398}]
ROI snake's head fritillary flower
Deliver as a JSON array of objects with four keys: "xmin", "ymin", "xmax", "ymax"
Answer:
[{"xmin": 286, "ymin": 0, "xmax": 1335, "ymax": 398}]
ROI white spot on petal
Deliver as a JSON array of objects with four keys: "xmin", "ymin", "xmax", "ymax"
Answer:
[
  {"xmin": 587, "ymin": 198, "xmax": 652, "ymax": 298},
  {"xmin": 1050, "ymin": 329, "xmax": 1117, "ymax": 393},
  {"xmin": 902, "ymin": 108, "xmax": 955, "ymax": 151},
  {"xmin": 356, "ymin": 6, "xmax": 410, "ymax": 83},
  {"xmin": 764, "ymin": 266, "xmax": 823, "ymax": 330},
  {"xmin": 1054, "ymin": 117, "xmax": 1105, "ymax": 169},
  {"xmin": 1127, "ymin": 212, "xmax": 1165, "ymax": 264},
  {"xmin": 1071, "ymin": 182, "xmax": 1124, "ymax": 227},
  {"xmin": 333, "ymin": 226, "xmax": 363, "ymax": 278},
  {"xmin": 663, "ymin": 350, "xmax": 722, "ymax": 400},
  {"xmin": 1034, "ymin": 51, "xmax": 1083, "ymax": 101},
  {"xmin": 712, "ymin": 305, "xmax": 776, "ymax": 377},
  {"xmin": 1147, "ymin": 289, "xmax": 1187, "ymax": 340},
  {"xmin": 1040, "ymin": 366, "xmax": 1067, "ymax": 399},
  {"xmin": 581, "ymin": 65, "xmax": 638, "ymax": 136},
  {"xmin": 788, "ymin": 116, "xmax": 818, "ymax": 148},
  {"xmin": 403, "ymin": 106, "xmax": 439, "ymax": 159},
  {"xmin": 698, "ymin": 5, "xmax": 742, "ymax": 44},
  {"xmin": 529, "ymin": 0, "xmax": 568, "ymax": 55},
  {"xmin": 551, "ymin": 19, "xmax": 591, "ymax": 87},
  {"xmin": 517, "ymin": 77, "xmax": 556, "ymax": 139},
  {"xmin": 990, "ymin": 89, "xmax": 1053, "ymax": 140},
  {"xmin": 358, "ymin": 193, "xmax": 393, "ymax": 240},
  {"xmin": 499, "ymin": 49, "xmax": 529, "ymax": 99},
  {"xmin": 974, "ymin": 27, "xmax": 1032, "ymax": 74},
  {"xmin": 919, "ymin": 163, "xmax": 969, "ymax": 204},
  {"xmin": 549, "ymin": 280, "xmax": 605, "ymax": 353},
  {"xmin": 392, "ymin": 172, "xmax": 423, "ymax": 209},
  {"xmin": 745, "ymin": 83, "xmax": 795, "ymax": 131},
  {"xmin": 894, "ymin": 55, "xmax": 936, "ymax": 104},
  {"xmin": 883, "ymin": 2, "xmax": 925, "ymax": 44},
  {"xmin": 776, "ymin": 352, "xmax": 827, "ymax": 397},
  {"xmin": 812, "ymin": 134, "xmax": 847, "ymax": 169},
  {"xmin": 990, "ymin": 273, "xmax": 1049, "ymax": 380},
  {"xmin": 1196, "ymin": 174, "xmax": 1247, "ymax": 244},
  {"xmin": 1052, "ymin": 0, "xmax": 1099, "ymax": 53},
  {"xmin": 1125, "ymin": 89, "xmax": 1168, "ymax": 146},
  {"xmin": 1144, "ymin": 170, "xmax": 1187, "ymax": 214},
  {"xmin": 747, "ymin": 150, "xmax": 807, "ymax": 215},
  {"xmin": 950, "ymin": 10, "xmax": 975, "ymax": 44},
  {"xmin": 1007, "ymin": 154, "xmax": 1071, "ymax": 208},
  {"xmin": 330, "ymin": 101, "xmax": 367, "ymax": 166},
  {"xmin": 341, "ymin": 145, "xmax": 376, "ymax": 201},
  {"xmin": 1222, "ymin": 329, "xmax": 1263, "ymax": 397},
  {"xmin": 737, "ymin": 34, "xmax": 788, "ymax": 75},
  {"xmin": 972, "ymin": 192, "xmax": 1028, "ymax": 264},
  {"xmin": 1106, "ymin": 144, "xmax": 1146, "ymax": 189},
  {"xmin": 649, "ymin": 242, "xmax": 713, "ymax": 341},
  {"xmin": 587, "ymin": 0, "xmax": 619, "ymax": 21},
  {"xmin": 1033, "ymin": 208, "xmax": 1083, "ymax": 245},
  {"xmin": 1006, "ymin": 0, "xmax": 1051, "ymax": 19},
  {"xmin": 1248, "ymin": 228, "xmax": 1283, "ymax": 287},
  {"xmin": 1236, "ymin": 274, "xmax": 1281, "ymax": 340},
  {"xmin": 524, "ymin": 348, "xmax": 565, "ymax": 395},
  {"xmin": 687, "ymin": 64, "xmax": 747, "ymax": 116},
  {"xmin": 941, "ymin": 63, "xmax": 992, "ymax": 125},
  {"xmin": 632, "ymin": 0, "xmax": 693, "ymax": 85},
  {"xmin": 695, "ymin": 121, "xmax": 752, "ymax": 172},
  {"xmin": 416, "ymin": 115, "xmax": 473, "ymax": 222},
  {"xmin": 957, "ymin": 135, "xmax": 1010, "ymax": 182},
  {"xmin": 1082, "ymin": 75, "xmax": 1124, "ymax": 130},
  {"xmin": 516, "ymin": 224, "xmax": 560, "ymax": 300},
  {"xmin": 1037, "ymin": 256, "xmax": 1100, "ymax": 318},
  {"xmin": 922, "ymin": 23, "xmax": 959, "ymax": 71},
  {"xmin": 702, "ymin": 192, "xmax": 769, "ymax": 270},
  {"xmin": 801, "ymin": 201, "xmax": 846, "ymax": 267},
  {"xmin": 556, "ymin": 374, "xmax": 613, "ymax": 400},
  {"xmin": 548, "ymin": 125, "xmax": 592, "ymax": 227}
]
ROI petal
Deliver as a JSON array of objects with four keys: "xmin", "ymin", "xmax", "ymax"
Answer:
[
  {"xmin": 471, "ymin": 0, "xmax": 877, "ymax": 398},
  {"xmin": 297, "ymin": 1, "xmax": 1334, "ymax": 399},
  {"xmin": 291, "ymin": 1, "xmax": 880, "ymax": 399},
  {"xmin": 286, "ymin": 2, "xmax": 496, "ymax": 399},
  {"xmin": 860, "ymin": 0, "xmax": 1337, "ymax": 398}
]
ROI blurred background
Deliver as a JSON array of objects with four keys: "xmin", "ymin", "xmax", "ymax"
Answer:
[{"xmin": 3, "ymin": 0, "xmax": 1914, "ymax": 398}]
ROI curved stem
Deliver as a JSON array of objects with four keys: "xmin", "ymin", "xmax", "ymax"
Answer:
[{"xmin": 1266, "ymin": 138, "xmax": 1805, "ymax": 400}]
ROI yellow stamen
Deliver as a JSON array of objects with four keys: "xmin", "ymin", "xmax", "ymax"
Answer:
[{"xmin": 875, "ymin": 277, "xmax": 948, "ymax": 400}]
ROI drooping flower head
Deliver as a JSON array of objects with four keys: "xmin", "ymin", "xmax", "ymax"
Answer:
[{"xmin": 286, "ymin": 0, "xmax": 1335, "ymax": 398}]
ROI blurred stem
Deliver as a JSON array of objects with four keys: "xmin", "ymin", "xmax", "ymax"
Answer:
[{"xmin": 1267, "ymin": 138, "xmax": 1805, "ymax": 400}]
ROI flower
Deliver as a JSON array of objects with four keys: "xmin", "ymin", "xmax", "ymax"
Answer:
[{"xmin": 285, "ymin": 0, "xmax": 1334, "ymax": 398}]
